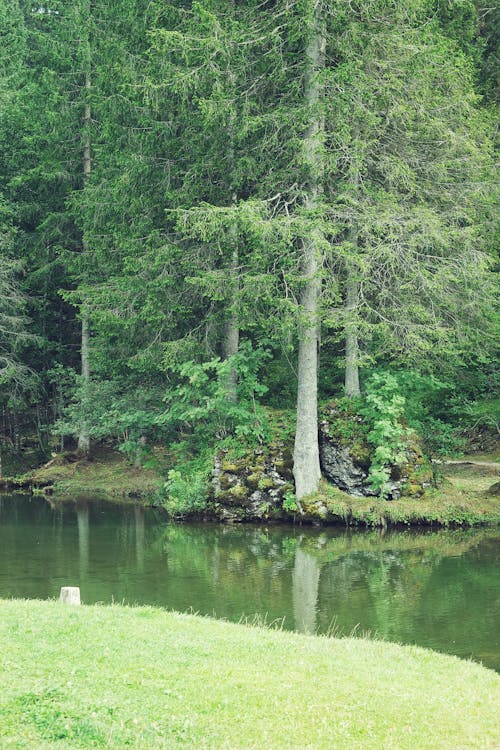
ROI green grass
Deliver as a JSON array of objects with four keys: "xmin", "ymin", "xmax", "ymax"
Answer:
[
  {"xmin": 303, "ymin": 483, "xmax": 500, "ymax": 527},
  {"xmin": 0, "ymin": 600, "xmax": 499, "ymax": 749},
  {"xmin": 22, "ymin": 447, "xmax": 163, "ymax": 499}
]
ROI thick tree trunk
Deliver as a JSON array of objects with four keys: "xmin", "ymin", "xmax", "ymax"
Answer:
[
  {"xmin": 77, "ymin": 312, "xmax": 91, "ymax": 454},
  {"xmin": 293, "ymin": 0, "xmax": 325, "ymax": 502},
  {"xmin": 344, "ymin": 122, "xmax": 361, "ymax": 397},
  {"xmin": 77, "ymin": 72, "xmax": 91, "ymax": 455},
  {"xmin": 222, "ymin": 63, "xmax": 240, "ymax": 404}
]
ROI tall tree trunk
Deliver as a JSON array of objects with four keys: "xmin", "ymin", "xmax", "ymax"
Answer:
[
  {"xmin": 77, "ymin": 70, "xmax": 91, "ymax": 455},
  {"xmin": 344, "ymin": 117, "xmax": 361, "ymax": 397},
  {"xmin": 345, "ymin": 276, "xmax": 360, "ymax": 396},
  {"xmin": 293, "ymin": 0, "xmax": 326, "ymax": 502},
  {"xmin": 222, "ymin": 214, "xmax": 239, "ymax": 403},
  {"xmin": 345, "ymin": 227, "xmax": 361, "ymax": 397}
]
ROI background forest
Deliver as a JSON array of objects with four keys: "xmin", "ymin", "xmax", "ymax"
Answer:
[{"xmin": 0, "ymin": 0, "xmax": 497, "ymax": 507}]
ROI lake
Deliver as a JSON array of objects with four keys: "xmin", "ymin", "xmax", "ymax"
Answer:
[{"xmin": 1, "ymin": 494, "xmax": 499, "ymax": 671}]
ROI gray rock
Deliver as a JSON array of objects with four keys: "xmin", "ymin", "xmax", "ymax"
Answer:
[{"xmin": 319, "ymin": 441, "xmax": 370, "ymax": 496}]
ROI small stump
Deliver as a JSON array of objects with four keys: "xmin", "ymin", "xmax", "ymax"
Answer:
[{"xmin": 59, "ymin": 586, "xmax": 80, "ymax": 605}]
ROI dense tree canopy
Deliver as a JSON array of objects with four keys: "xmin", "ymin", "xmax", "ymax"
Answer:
[{"xmin": 0, "ymin": 0, "xmax": 497, "ymax": 500}]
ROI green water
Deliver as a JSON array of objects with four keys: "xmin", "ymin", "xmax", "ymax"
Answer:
[{"xmin": 1, "ymin": 494, "xmax": 499, "ymax": 671}]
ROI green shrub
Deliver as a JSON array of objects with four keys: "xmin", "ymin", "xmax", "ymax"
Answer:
[
  {"xmin": 162, "ymin": 464, "xmax": 210, "ymax": 517},
  {"xmin": 282, "ymin": 489, "xmax": 298, "ymax": 513},
  {"xmin": 359, "ymin": 372, "xmax": 408, "ymax": 498}
]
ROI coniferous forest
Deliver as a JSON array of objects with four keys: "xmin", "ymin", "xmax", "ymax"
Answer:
[{"xmin": 0, "ymin": 0, "xmax": 498, "ymax": 512}]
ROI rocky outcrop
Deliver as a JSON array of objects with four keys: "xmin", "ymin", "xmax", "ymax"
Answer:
[
  {"xmin": 319, "ymin": 442, "xmax": 370, "ymax": 496},
  {"xmin": 319, "ymin": 401, "xmax": 433, "ymax": 500},
  {"xmin": 208, "ymin": 403, "xmax": 434, "ymax": 521},
  {"xmin": 211, "ymin": 444, "xmax": 294, "ymax": 522}
]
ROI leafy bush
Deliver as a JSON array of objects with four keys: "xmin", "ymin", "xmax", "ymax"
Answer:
[
  {"xmin": 54, "ymin": 376, "xmax": 167, "ymax": 462},
  {"xmin": 389, "ymin": 370, "xmax": 466, "ymax": 456},
  {"xmin": 359, "ymin": 372, "xmax": 409, "ymax": 498},
  {"xmin": 156, "ymin": 342, "xmax": 271, "ymax": 512},
  {"xmin": 282, "ymin": 489, "xmax": 298, "ymax": 513},
  {"xmin": 162, "ymin": 463, "xmax": 211, "ymax": 517},
  {"xmin": 158, "ymin": 341, "xmax": 271, "ymax": 448}
]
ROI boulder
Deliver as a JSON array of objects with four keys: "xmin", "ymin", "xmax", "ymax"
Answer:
[
  {"xmin": 319, "ymin": 400, "xmax": 432, "ymax": 500},
  {"xmin": 211, "ymin": 444, "xmax": 293, "ymax": 522},
  {"xmin": 319, "ymin": 441, "xmax": 370, "ymax": 496}
]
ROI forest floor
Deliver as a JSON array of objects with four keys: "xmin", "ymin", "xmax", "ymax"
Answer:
[
  {"xmin": 0, "ymin": 445, "xmax": 165, "ymax": 500},
  {"xmin": 1, "ymin": 446, "xmax": 499, "ymax": 526},
  {"xmin": 0, "ymin": 598, "xmax": 499, "ymax": 750}
]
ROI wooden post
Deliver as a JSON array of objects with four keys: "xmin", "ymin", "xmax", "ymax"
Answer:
[{"xmin": 60, "ymin": 586, "xmax": 81, "ymax": 605}]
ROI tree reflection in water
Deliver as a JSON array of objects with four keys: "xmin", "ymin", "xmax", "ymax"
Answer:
[{"xmin": 0, "ymin": 495, "xmax": 498, "ymax": 670}]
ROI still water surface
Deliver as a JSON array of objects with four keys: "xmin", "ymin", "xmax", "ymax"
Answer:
[{"xmin": 1, "ymin": 494, "xmax": 499, "ymax": 671}]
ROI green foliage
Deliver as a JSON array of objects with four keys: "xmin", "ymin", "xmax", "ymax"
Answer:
[
  {"xmin": 159, "ymin": 342, "xmax": 270, "ymax": 448},
  {"xmin": 389, "ymin": 370, "xmax": 467, "ymax": 456},
  {"xmin": 162, "ymin": 462, "xmax": 211, "ymax": 518},
  {"xmin": 282, "ymin": 489, "xmax": 298, "ymax": 513},
  {"xmin": 54, "ymin": 375, "xmax": 167, "ymax": 462},
  {"xmin": 359, "ymin": 372, "xmax": 409, "ymax": 498},
  {"xmin": 0, "ymin": 0, "xmax": 497, "ymax": 484},
  {"xmin": 154, "ymin": 342, "xmax": 270, "ymax": 512},
  {"xmin": 464, "ymin": 396, "xmax": 500, "ymax": 434}
]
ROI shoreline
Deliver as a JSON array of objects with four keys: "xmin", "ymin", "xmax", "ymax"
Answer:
[{"xmin": 1, "ymin": 447, "xmax": 498, "ymax": 528}]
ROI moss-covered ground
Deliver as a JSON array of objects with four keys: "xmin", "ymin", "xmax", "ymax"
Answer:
[
  {"xmin": 4, "ymin": 446, "xmax": 163, "ymax": 499},
  {"xmin": 0, "ymin": 599, "xmax": 499, "ymax": 749}
]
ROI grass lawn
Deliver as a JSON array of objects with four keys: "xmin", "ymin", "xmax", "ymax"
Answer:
[{"xmin": 0, "ymin": 600, "xmax": 499, "ymax": 749}]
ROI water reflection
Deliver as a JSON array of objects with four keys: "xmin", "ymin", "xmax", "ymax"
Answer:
[
  {"xmin": 0, "ymin": 494, "xmax": 499, "ymax": 671},
  {"xmin": 293, "ymin": 546, "xmax": 320, "ymax": 634},
  {"xmin": 77, "ymin": 504, "xmax": 89, "ymax": 578}
]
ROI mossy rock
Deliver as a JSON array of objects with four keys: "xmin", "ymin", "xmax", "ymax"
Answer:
[
  {"xmin": 273, "ymin": 456, "xmax": 294, "ymax": 475},
  {"xmin": 214, "ymin": 489, "xmax": 232, "ymax": 502},
  {"xmin": 319, "ymin": 400, "xmax": 368, "ymax": 447},
  {"xmin": 221, "ymin": 460, "xmax": 244, "ymax": 472},
  {"xmin": 248, "ymin": 462, "xmax": 266, "ymax": 473},
  {"xmin": 228, "ymin": 484, "xmax": 250, "ymax": 501},
  {"xmin": 278, "ymin": 482, "xmax": 294, "ymax": 497},
  {"xmin": 403, "ymin": 482, "xmax": 425, "ymax": 498},
  {"xmin": 219, "ymin": 473, "xmax": 237, "ymax": 490},
  {"xmin": 257, "ymin": 477, "xmax": 276, "ymax": 490},
  {"xmin": 246, "ymin": 472, "xmax": 263, "ymax": 490},
  {"xmin": 349, "ymin": 442, "xmax": 371, "ymax": 469}
]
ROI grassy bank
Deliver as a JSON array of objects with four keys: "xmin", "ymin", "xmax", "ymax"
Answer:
[
  {"xmin": 3, "ymin": 446, "xmax": 163, "ymax": 499},
  {"xmin": 0, "ymin": 599, "xmax": 499, "ymax": 749},
  {"xmin": 303, "ymin": 459, "xmax": 500, "ymax": 527}
]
